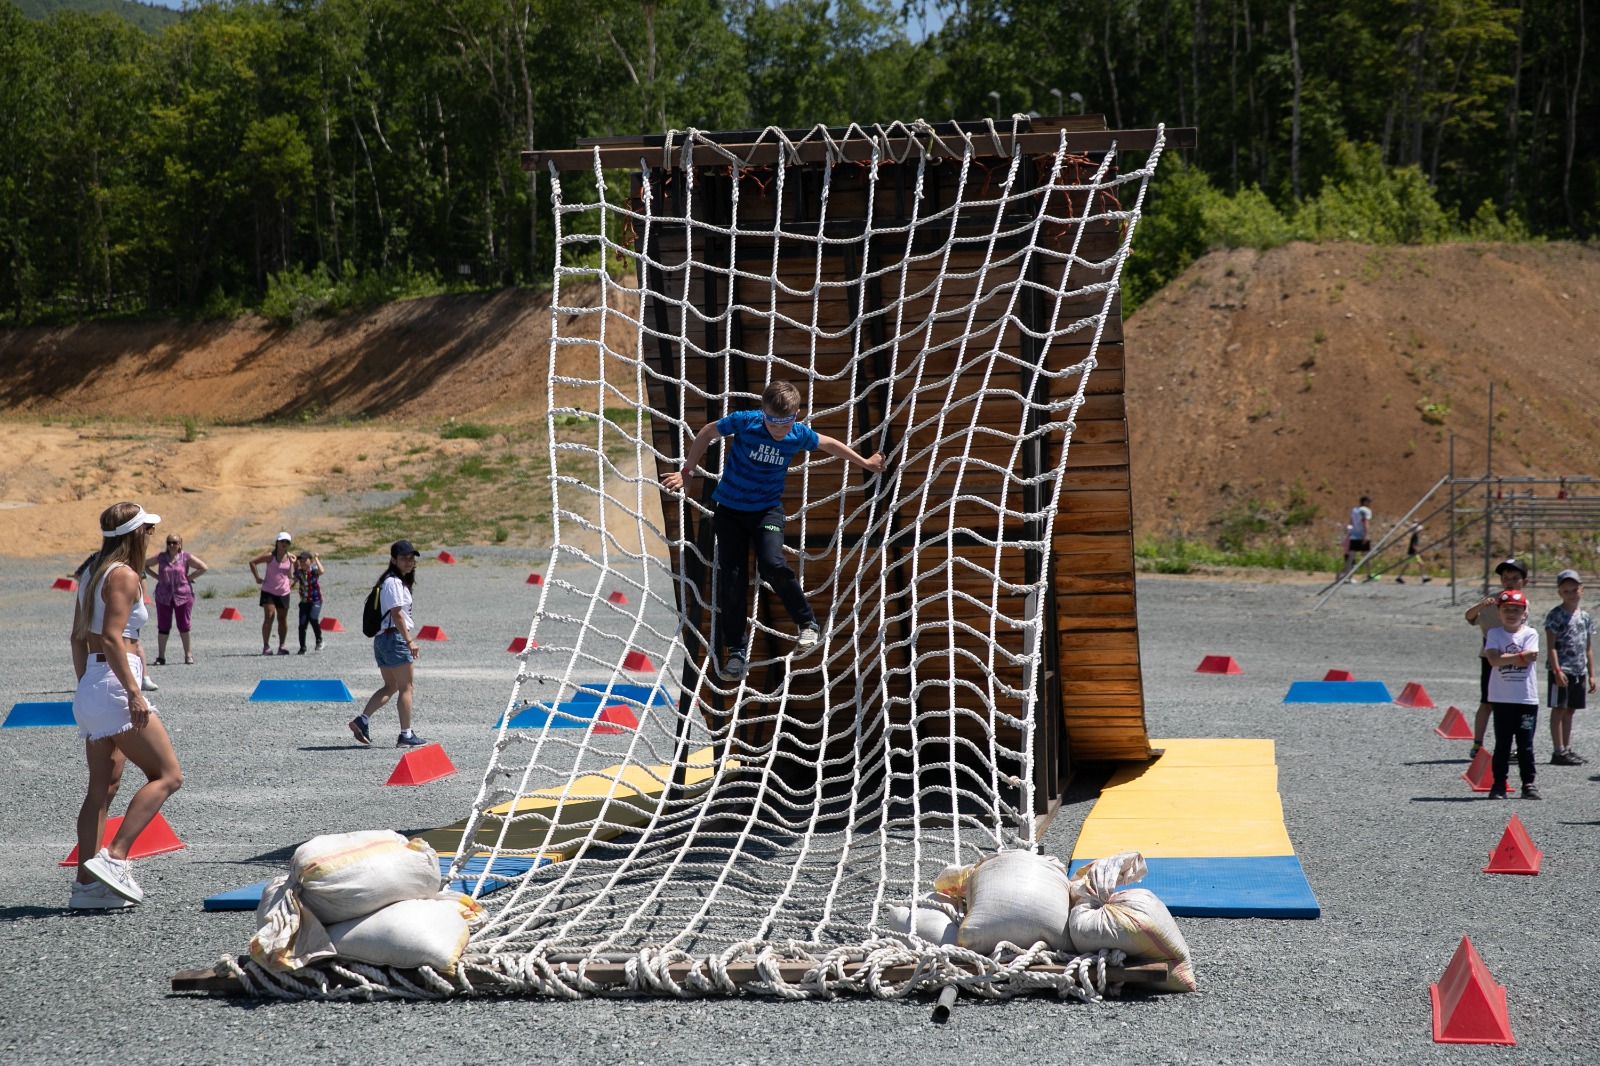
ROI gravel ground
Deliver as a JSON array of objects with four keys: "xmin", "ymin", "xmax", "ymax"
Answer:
[{"xmin": 2, "ymin": 552, "xmax": 1596, "ymax": 1065}]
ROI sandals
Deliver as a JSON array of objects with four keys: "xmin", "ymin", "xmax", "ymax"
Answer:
[
  {"xmin": 184, "ymin": 656, "xmax": 195, "ymax": 665},
  {"xmin": 153, "ymin": 657, "xmax": 166, "ymax": 666}
]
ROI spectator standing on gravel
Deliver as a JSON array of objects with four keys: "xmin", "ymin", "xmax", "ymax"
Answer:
[
  {"xmin": 1342, "ymin": 495, "xmax": 1374, "ymax": 582},
  {"xmin": 144, "ymin": 533, "xmax": 208, "ymax": 665},
  {"xmin": 349, "ymin": 540, "xmax": 426, "ymax": 748},
  {"xmin": 249, "ymin": 532, "xmax": 296, "ymax": 655},
  {"xmin": 293, "ymin": 550, "xmax": 325, "ymax": 654},
  {"xmin": 68, "ymin": 502, "xmax": 185, "ymax": 908},
  {"xmin": 1544, "ymin": 569, "xmax": 1596, "ymax": 766},
  {"xmin": 1466, "ymin": 558, "xmax": 1529, "ymax": 757},
  {"xmin": 1483, "ymin": 589, "xmax": 1541, "ymax": 800},
  {"xmin": 1392, "ymin": 523, "xmax": 1431, "ymax": 584}
]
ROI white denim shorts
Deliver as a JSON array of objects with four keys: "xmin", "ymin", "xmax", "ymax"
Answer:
[{"xmin": 73, "ymin": 654, "xmax": 144, "ymax": 742}]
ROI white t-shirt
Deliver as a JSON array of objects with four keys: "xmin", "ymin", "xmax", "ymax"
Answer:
[
  {"xmin": 1349, "ymin": 505, "xmax": 1372, "ymax": 540},
  {"xmin": 1485, "ymin": 626, "xmax": 1539, "ymax": 704},
  {"xmin": 378, "ymin": 575, "xmax": 414, "ymax": 635}
]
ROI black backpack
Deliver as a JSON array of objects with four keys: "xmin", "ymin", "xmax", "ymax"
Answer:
[{"xmin": 361, "ymin": 577, "xmax": 387, "ymax": 637}]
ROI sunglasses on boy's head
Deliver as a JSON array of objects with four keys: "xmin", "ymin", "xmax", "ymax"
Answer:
[{"xmin": 763, "ymin": 411, "xmax": 796, "ymax": 427}]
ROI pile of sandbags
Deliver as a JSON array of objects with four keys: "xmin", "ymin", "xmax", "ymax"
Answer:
[
  {"xmin": 889, "ymin": 849, "xmax": 1195, "ymax": 993},
  {"xmin": 250, "ymin": 830, "xmax": 484, "ymax": 975}
]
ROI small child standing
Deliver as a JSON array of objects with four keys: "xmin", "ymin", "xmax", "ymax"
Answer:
[
  {"xmin": 1543, "ymin": 568, "xmax": 1596, "ymax": 766},
  {"xmin": 1465, "ymin": 558, "xmax": 1528, "ymax": 757},
  {"xmin": 661, "ymin": 381, "xmax": 885, "ymax": 682},
  {"xmin": 1482, "ymin": 589, "xmax": 1541, "ymax": 800},
  {"xmin": 293, "ymin": 550, "xmax": 325, "ymax": 654}
]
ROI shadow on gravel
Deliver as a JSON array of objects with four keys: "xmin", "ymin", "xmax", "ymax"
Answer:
[
  {"xmin": 240, "ymin": 844, "xmax": 303, "ymax": 864},
  {"xmin": 1409, "ymin": 796, "xmax": 1483, "ymax": 803},
  {"xmin": 0, "ymin": 906, "xmax": 73, "ymax": 922},
  {"xmin": 1557, "ymin": 820, "xmax": 1600, "ymax": 826},
  {"xmin": 1401, "ymin": 758, "xmax": 1471, "ymax": 766},
  {"xmin": 297, "ymin": 745, "xmax": 361, "ymax": 752}
]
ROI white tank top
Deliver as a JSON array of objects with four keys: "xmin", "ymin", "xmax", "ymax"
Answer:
[{"xmin": 84, "ymin": 562, "xmax": 148, "ymax": 640}]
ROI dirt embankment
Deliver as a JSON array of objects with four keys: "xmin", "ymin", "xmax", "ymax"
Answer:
[
  {"xmin": 1125, "ymin": 241, "xmax": 1600, "ymax": 541},
  {"xmin": 2, "ymin": 243, "xmax": 1597, "ymax": 560}
]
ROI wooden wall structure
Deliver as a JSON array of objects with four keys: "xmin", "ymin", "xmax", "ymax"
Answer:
[{"xmin": 526, "ymin": 118, "xmax": 1193, "ymax": 828}]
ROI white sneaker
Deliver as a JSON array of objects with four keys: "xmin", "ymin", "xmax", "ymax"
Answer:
[
  {"xmin": 83, "ymin": 847, "xmax": 143, "ymax": 903},
  {"xmin": 141, "ymin": 674, "xmax": 159, "ymax": 693},
  {"xmin": 719, "ymin": 651, "xmax": 747, "ymax": 683},
  {"xmin": 796, "ymin": 624, "xmax": 821, "ymax": 655},
  {"xmin": 69, "ymin": 879, "xmax": 135, "ymax": 910}
]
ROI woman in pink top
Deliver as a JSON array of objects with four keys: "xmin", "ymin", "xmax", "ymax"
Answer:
[
  {"xmin": 249, "ymin": 532, "xmax": 296, "ymax": 655},
  {"xmin": 144, "ymin": 532, "xmax": 209, "ymax": 665}
]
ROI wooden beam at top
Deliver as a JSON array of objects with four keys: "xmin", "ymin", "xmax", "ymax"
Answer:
[{"xmin": 526, "ymin": 127, "xmax": 1197, "ymax": 172}]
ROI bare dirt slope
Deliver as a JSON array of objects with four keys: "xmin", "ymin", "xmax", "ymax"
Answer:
[
  {"xmin": 2, "ymin": 244, "xmax": 1597, "ymax": 559},
  {"xmin": 1125, "ymin": 241, "xmax": 1600, "ymax": 541}
]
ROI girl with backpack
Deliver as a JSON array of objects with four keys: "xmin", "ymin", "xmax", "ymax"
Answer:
[{"xmin": 349, "ymin": 540, "xmax": 426, "ymax": 748}]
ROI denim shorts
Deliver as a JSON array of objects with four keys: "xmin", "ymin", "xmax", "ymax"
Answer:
[{"xmin": 373, "ymin": 630, "xmax": 414, "ymax": 668}]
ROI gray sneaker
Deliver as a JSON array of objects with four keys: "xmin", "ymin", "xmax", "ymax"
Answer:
[
  {"xmin": 69, "ymin": 879, "xmax": 135, "ymax": 910},
  {"xmin": 720, "ymin": 651, "xmax": 747, "ymax": 683},
  {"xmin": 140, "ymin": 674, "xmax": 159, "ymax": 693},
  {"xmin": 83, "ymin": 847, "xmax": 143, "ymax": 903},
  {"xmin": 796, "ymin": 624, "xmax": 821, "ymax": 655}
]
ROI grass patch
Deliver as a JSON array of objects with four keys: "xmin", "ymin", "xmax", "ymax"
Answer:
[
  {"xmin": 1136, "ymin": 537, "xmax": 1344, "ymax": 575},
  {"xmin": 440, "ymin": 420, "xmax": 498, "ymax": 441}
]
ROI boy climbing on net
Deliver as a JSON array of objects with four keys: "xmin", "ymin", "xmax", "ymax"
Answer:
[{"xmin": 661, "ymin": 381, "xmax": 885, "ymax": 682}]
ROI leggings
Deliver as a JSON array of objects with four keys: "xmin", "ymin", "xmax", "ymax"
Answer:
[
  {"xmin": 1490, "ymin": 701, "xmax": 1538, "ymax": 792},
  {"xmin": 297, "ymin": 600, "xmax": 323, "ymax": 651},
  {"xmin": 713, "ymin": 503, "xmax": 814, "ymax": 653}
]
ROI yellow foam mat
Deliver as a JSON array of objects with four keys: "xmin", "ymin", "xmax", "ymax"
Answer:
[
  {"xmin": 1103, "ymin": 763, "xmax": 1279, "ymax": 793},
  {"xmin": 1090, "ymin": 789, "xmax": 1285, "ymax": 822},
  {"xmin": 1146, "ymin": 737, "xmax": 1276, "ymax": 766},
  {"xmin": 1075, "ymin": 818, "xmax": 1295, "ymax": 859},
  {"xmin": 1073, "ymin": 738, "xmax": 1293, "ymax": 860},
  {"xmin": 424, "ymin": 746, "xmax": 729, "ymax": 859}
]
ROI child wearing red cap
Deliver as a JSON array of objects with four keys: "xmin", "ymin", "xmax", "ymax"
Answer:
[{"xmin": 1483, "ymin": 589, "xmax": 1541, "ymax": 799}]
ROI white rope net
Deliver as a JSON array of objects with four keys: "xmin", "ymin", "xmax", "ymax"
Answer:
[{"xmin": 231, "ymin": 120, "xmax": 1167, "ymax": 1002}]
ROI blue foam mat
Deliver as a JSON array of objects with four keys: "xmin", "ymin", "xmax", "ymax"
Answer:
[
  {"xmin": 3, "ymin": 701, "xmax": 75, "ymax": 728},
  {"xmin": 499, "ymin": 683, "xmax": 674, "ymax": 728},
  {"xmin": 1282, "ymin": 680, "xmax": 1393, "ymax": 704},
  {"xmin": 202, "ymin": 856, "xmax": 548, "ymax": 911},
  {"xmin": 1067, "ymin": 855, "xmax": 1320, "ymax": 919},
  {"xmin": 249, "ymin": 679, "xmax": 355, "ymax": 703}
]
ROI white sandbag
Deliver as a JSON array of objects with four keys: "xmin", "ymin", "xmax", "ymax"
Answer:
[
  {"xmin": 938, "ymin": 851, "xmax": 1073, "ymax": 955},
  {"xmin": 249, "ymin": 874, "xmax": 336, "ymax": 973},
  {"xmin": 291, "ymin": 830, "xmax": 442, "ymax": 925},
  {"xmin": 325, "ymin": 895, "xmax": 482, "ymax": 975},
  {"xmin": 1067, "ymin": 851, "xmax": 1196, "ymax": 992},
  {"xmin": 884, "ymin": 894, "xmax": 961, "ymax": 945}
]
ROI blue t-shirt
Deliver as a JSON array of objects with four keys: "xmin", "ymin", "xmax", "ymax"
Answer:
[{"xmin": 712, "ymin": 410, "xmax": 820, "ymax": 511}]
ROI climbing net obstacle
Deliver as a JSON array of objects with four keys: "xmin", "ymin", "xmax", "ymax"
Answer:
[{"xmin": 218, "ymin": 118, "xmax": 1185, "ymax": 1002}]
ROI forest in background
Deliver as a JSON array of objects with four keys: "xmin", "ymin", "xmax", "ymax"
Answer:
[{"xmin": 1, "ymin": 0, "xmax": 1594, "ymax": 324}]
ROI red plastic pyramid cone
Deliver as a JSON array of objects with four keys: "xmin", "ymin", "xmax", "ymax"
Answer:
[
  {"xmin": 1323, "ymin": 669, "xmax": 1355, "ymax": 682},
  {"xmin": 1483, "ymin": 814, "xmax": 1542, "ymax": 875},
  {"xmin": 622, "ymin": 650, "xmax": 655, "ymax": 672},
  {"xmin": 1434, "ymin": 706, "xmax": 1473, "ymax": 739},
  {"xmin": 1430, "ymin": 936, "xmax": 1515, "ymax": 1045},
  {"xmin": 1396, "ymin": 682, "xmax": 1436, "ymax": 708},
  {"xmin": 1195, "ymin": 655, "xmax": 1243, "ymax": 674},
  {"xmin": 319, "ymin": 617, "xmax": 344, "ymax": 632},
  {"xmin": 507, "ymin": 637, "xmax": 538, "ymax": 653},
  {"xmin": 526, "ymin": 573, "xmax": 544, "ymax": 585},
  {"xmin": 437, "ymin": 551, "xmax": 456, "ymax": 563},
  {"xmin": 220, "ymin": 607, "xmax": 243, "ymax": 620},
  {"xmin": 53, "ymin": 577, "xmax": 79, "ymax": 591},
  {"xmin": 416, "ymin": 624, "xmax": 447, "ymax": 641},
  {"xmin": 1462, "ymin": 747, "xmax": 1494, "ymax": 792},
  {"xmin": 59, "ymin": 812, "xmax": 186, "ymax": 865},
  {"xmin": 607, "ymin": 590, "xmax": 629, "ymax": 605},
  {"xmin": 593, "ymin": 705, "xmax": 640, "ymax": 734},
  {"xmin": 385, "ymin": 744, "xmax": 456, "ymax": 785}
]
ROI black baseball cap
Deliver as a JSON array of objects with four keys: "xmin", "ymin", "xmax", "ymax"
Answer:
[
  {"xmin": 390, "ymin": 539, "xmax": 420, "ymax": 558},
  {"xmin": 1494, "ymin": 557, "xmax": 1528, "ymax": 577}
]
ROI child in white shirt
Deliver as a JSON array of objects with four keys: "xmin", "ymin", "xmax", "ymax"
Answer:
[{"xmin": 1483, "ymin": 589, "xmax": 1541, "ymax": 799}]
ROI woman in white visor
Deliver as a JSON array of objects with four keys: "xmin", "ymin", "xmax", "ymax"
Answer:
[{"xmin": 68, "ymin": 502, "xmax": 185, "ymax": 909}]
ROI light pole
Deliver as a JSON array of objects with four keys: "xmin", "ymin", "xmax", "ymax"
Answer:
[
  {"xmin": 1069, "ymin": 91, "xmax": 1085, "ymax": 115},
  {"xmin": 987, "ymin": 90, "xmax": 1001, "ymax": 119},
  {"xmin": 1050, "ymin": 88, "xmax": 1063, "ymax": 114}
]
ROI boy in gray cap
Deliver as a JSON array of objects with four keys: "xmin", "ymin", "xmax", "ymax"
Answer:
[{"xmin": 1544, "ymin": 569, "xmax": 1596, "ymax": 765}]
